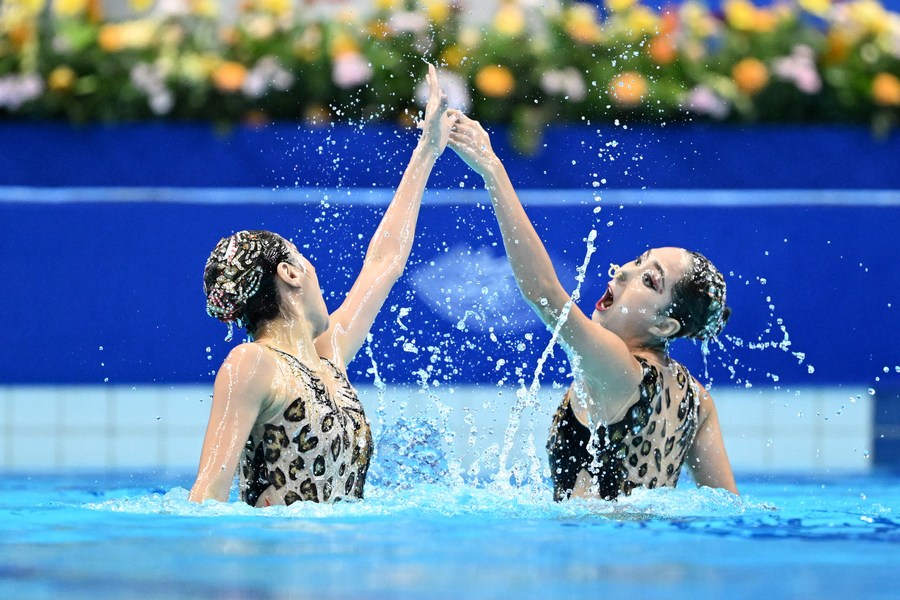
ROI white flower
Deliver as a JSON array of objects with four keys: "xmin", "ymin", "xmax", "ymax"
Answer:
[
  {"xmin": 241, "ymin": 56, "xmax": 294, "ymax": 98},
  {"xmin": 540, "ymin": 68, "xmax": 586, "ymax": 101},
  {"xmin": 0, "ymin": 74, "xmax": 44, "ymax": 110},
  {"xmin": 389, "ymin": 11, "xmax": 428, "ymax": 34},
  {"xmin": 332, "ymin": 52, "xmax": 373, "ymax": 89},
  {"xmin": 130, "ymin": 63, "xmax": 173, "ymax": 115},
  {"xmin": 414, "ymin": 68, "xmax": 471, "ymax": 112}
]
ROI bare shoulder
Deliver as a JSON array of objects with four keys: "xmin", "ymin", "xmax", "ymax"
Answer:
[
  {"xmin": 216, "ymin": 343, "xmax": 279, "ymax": 398},
  {"xmin": 691, "ymin": 376, "xmax": 717, "ymax": 421}
]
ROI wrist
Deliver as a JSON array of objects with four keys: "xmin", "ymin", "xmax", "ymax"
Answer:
[{"xmin": 412, "ymin": 139, "xmax": 440, "ymax": 163}]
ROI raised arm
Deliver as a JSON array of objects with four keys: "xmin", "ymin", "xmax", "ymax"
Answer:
[
  {"xmin": 686, "ymin": 380, "xmax": 739, "ymax": 495},
  {"xmin": 315, "ymin": 65, "xmax": 456, "ymax": 369},
  {"xmin": 448, "ymin": 114, "xmax": 641, "ymax": 416},
  {"xmin": 189, "ymin": 344, "xmax": 274, "ymax": 503}
]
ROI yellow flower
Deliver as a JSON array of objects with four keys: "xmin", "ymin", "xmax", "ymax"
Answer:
[
  {"xmin": 10, "ymin": 0, "xmax": 47, "ymax": 15},
  {"xmin": 724, "ymin": 0, "xmax": 757, "ymax": 31},
  {"xmin": 681, "ymin": 1, "xmax": 717, "ymax": 38},
  {"xmin": 848, "ymin": 0, "xmax": 889, "ymax": 36},
  {"xmin": 257, "ymin": 0, "xmax": 290, "ymax": 18},
  {"xmin": 605, "ymin": 0, "xmax": 637, "ymax": 12},
  {"xmin": 374, "ymin": 0, "xmax": 401, "ymax": 10},
  {"xmin": 48, "ymin": 66, "xmax": 77, "ymax": 92},
  {"xmin": 609, "ymin": 71, "xmax": 647, "ymax": 106},
  {"xmin": 475, "ymin": 65, "xmax": 516, "ymax": 98},
  {"xmin": 872, "ymin": 72, "xmax": 900, "ymax": 106},
  {"xmin": 192, "ymin": 0, "xmax": 218, "ymax": 18},
  {"xmin": 441, "ymin": 45, "xmax": 466, "ymax": 69},
  {"xmin": 53, "ymin": 0, "xmax": 87, "ymax": 17},
  {"xmin": 732, "ymin": 57, "xmax": 769, "ymax": 95},
  {"xmin": 565, "ymin": 3, "xmax": 602, "ymax": 44},
  {"xmin": 494, "ymin": 4, "xmax": 526, "ymax": 37},
  {"xmin": 213, "ymin": 61, "xmax": 247, "ymax": 92},
  {"xmin": 423, "ymin": 0, "xmax": 451, "ymax": 24},
  {"xmin": 129, "ymin": 0, "xmax": 154, "ymax": 12},
  {"xmin": 625, "ymin": 6, "xmax": 658, "ymax": 35},
  {"xmin": 798, "ymin": 0, "xmax": 831, "ymax": 17},
  {"xmin": 329, "ymin": 32, "xmax": 358, "ymax": 58}
]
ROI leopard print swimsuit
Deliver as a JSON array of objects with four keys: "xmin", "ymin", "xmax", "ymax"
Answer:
[
  {"xmin": 239, "ymin": 347, "xmax": 372, "ymax": 506},
  {"xmin": 547, "ymin": 356, "xmax": 699, "ymax": 501}
]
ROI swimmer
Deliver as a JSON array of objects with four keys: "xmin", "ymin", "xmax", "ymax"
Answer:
[
  {"xmin": 447, "ymin": 112, "xmax": 738, "ymax": 500},
  {"xmin": 189, "ymin": 66, "xmax": 458, "ymax": 506}
]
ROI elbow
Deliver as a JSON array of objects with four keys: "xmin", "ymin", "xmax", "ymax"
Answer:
[{"xmin": 518, "ymin": 277, "xmax": 559, "ymax": 307}]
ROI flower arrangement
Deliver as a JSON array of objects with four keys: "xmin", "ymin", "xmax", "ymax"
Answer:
[{"xmin": 1, "ymin": 0, "xmax": 898, "ymax": 151}]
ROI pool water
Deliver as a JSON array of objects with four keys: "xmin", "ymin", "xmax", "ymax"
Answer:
[{"xmin": 1, "ymin": 471, "xmax": 897, "ymax": 599}]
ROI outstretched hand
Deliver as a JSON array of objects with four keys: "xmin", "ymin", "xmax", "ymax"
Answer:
[
  {"xmin": 447, "ymin": 110, "xmax": 499, "ymax": 178},
  {"xmin": 418, "ymin": 64, "xmax": 458, "ymax": 157}
]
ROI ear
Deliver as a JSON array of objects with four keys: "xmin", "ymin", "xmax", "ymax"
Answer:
[
  {"xmin": 275, "ymin": 261, "xmax": 304, "ymax": 291},
  {"xmin": 649, "ymin": 316, "xmax": 681, "ymax": 339}
]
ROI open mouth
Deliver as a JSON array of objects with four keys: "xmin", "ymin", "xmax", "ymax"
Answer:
[{"xmin": 596, "ymin": 285, "xmax": 614, "ymax": 312}]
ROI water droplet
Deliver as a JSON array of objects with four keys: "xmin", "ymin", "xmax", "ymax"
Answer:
[{"xmin": 868, "ymin": 388, "xmax": 876, "ymax": 396}]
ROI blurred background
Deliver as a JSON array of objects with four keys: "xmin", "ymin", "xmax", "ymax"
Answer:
[{"xmin": 1, "ymin": 0, "xmax": 898, "ymax": 480}]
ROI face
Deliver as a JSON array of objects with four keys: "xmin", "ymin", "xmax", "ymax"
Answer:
[
  {"xmin": 592, "ymin": 247, "xmax": 690, "ymax": 344},
  {"xmin": 284, "ymin": 242, "xmax": 330, "ymax": 335}
]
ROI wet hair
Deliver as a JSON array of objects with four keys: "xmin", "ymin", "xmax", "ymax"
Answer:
[
  {"xmin": 203, "ymin": 230, "xmax": 292, "ymax": 340},
  {"xmin": 666, "ymin": 250, "xmax": 731, "ymax": 341}
]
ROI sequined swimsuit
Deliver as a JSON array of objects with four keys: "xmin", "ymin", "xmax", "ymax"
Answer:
[
  {"xmin": 547, "ymin": 356, "xmax": 699, "ymax": 501},
  {"xmin": 239, "ymin": 347, "xmax": 372, "ymax": 506}
]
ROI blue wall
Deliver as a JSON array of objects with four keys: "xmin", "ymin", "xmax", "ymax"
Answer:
[
  {"xmin": 6, "ymin": 123, "xmax": 900, "ymax": 189},
  {"xmin": 1, "ymin": 189, "xmax": 897, "ymax": 389}
]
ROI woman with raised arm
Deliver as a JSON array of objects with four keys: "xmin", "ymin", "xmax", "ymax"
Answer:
[
  {"xmin": 189, "ymin": 66, "xmax": 456, "ymax": 506},
  {"xmin": 447, "ymin": 112, "xmax": 738, "ymax": 500}
]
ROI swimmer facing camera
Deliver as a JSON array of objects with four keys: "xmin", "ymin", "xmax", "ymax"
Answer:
[{"xmin": 446, "ymin": 109, "xmax": 739, "ymax": 500}]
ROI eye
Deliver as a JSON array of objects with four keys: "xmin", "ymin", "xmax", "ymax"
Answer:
[
  {"xmin": 635, "ymin": 255, "xmax": 643, "ymax": 266},
  {"xmin": 642, "ymin": 271, "xmax": 657, "ymax": 289}
]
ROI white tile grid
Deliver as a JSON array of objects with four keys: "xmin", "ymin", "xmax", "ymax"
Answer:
[{"xmin": 0, "ymin": 384, "xmax": 875, "ymax": 474}]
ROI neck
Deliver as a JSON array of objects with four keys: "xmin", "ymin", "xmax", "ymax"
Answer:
[
  {"xmin": 253, "ymin": 316, "xmax": 320, "ymax": 365},
  {"xmin": 633, "ymin": 338, "xmax": 670, "ymax": 362}
]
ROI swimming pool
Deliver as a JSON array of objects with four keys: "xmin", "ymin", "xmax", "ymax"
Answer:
[{"xmin": 2, "ymin": 469, "xmax": 897, "ymax": 599}]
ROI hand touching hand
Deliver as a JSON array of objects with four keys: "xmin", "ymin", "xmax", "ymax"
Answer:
[
  {"xmin": 418, "ymin": 64, "xmax": 458, "ymax": 157},
  {"xmin": 447, "ymin": 111, "xmax": 499, "ymax": 177}
]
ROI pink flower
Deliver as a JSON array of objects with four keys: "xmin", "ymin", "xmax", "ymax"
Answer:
[
  {"xmin": 773, "ymin": 45, "xmax": 822, "ymax": 95},
  {"xmin": 684, "ymin": 85, "xmax": 730, "ymax": 119},
  {"xmin": 332, "ymin": 52, "xmax": 373, "ymax": 89}
]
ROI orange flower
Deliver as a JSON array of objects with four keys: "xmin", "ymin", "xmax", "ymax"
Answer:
[
  {"xmin": 732, "ymin": 57, "xmax": 769, "ymax": 95},
  {"xmin": 368, "ymin": 20, "xmax": 390, "ymax": 39},
  {"xmin": 824, "ymin": 29, "xmax": 852, "ymax": 66},
  {"xmin": 608, "ymin": 71, "xmax": 647, "ymax": 106},
  {"xmin": 872, "ymin": 73, "xmax": 900, "ymax": 106},
  {"xmin": 213, "ymin": 61, "xmax": 247, "ymax": 92},
  {"xmin": 97, "ymin": 24, "xmax": 125, "ymax": 52},
  {"xmin": 48, "ymin": 66, "xmax": 77, "ymax": 92},
  {"xmin": 648, "ymin": 35, "xmax": 677, "ymax": 65},
  {"xmin": 475, "ymin": 65, "xmax": 515, "ymax": 98},
  {"xmin": 8, "ymin": 23, "xmax": 35, "ymax": 51},
  {"xmin": 565, "ymin": 4, "xmax": 602, "ymax": 44}
]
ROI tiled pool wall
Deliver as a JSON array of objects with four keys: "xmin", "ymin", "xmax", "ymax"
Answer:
[{"xmin": 0, "ymin": 384, "xmax": 877, "ymax": 475}]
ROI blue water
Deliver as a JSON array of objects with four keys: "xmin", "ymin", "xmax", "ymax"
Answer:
[{"xmin": 1, "ymin": 471, "xmax": 898, "ymax": 599}]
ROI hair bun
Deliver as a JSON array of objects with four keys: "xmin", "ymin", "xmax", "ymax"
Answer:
[{"xmin": 203, "ymin": 232, "xmax": 269, "ymax": 324}]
